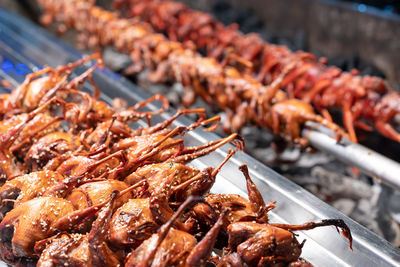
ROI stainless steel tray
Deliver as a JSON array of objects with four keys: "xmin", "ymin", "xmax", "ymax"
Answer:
[{"xmin": 0, "ymin": 8, "xmax": 399, "ymax": 266}]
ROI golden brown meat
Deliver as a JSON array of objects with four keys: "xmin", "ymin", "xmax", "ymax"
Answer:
[
  {"xmin": 224, "ymin": 220, "xmax": 352, "ymax": 266},
  {"xmin": 37, "ymin": 0, "xmax": 351, "ymax": 145},
  {"xmin": 0, "ymin": 197, "xmax": 74, "ymax": 263},
  {"xmin": 36, "ymin": 191, "xmax": 123, "ymax": 267},
  {"xmin": 0, "ymin": 97, "xmax": 66, "ymax": 181},
  {"xmin": 269, "ymin": 99, "xmax": 348, "ymax": 145},
  {"xmin": 2, "ymin": 53, "xmax": 102, "ymax": 116},
  {"xmin": 109, "ymin": 198, "xmax": 158, "ymax": 247},
  {"xmin": 0, "ymin": 171, "xmax": 64, "ymax": 217},
  {"xmin": 125, "ymin": 196, "xmax": 225, "ymax": 267},
  {"xmin": 67, "ymin": 180, "xmax": 132, "ymax": 210},
  {"xmin": 24, "ymin": 132, "xmax": 81, "ymax": 171}
]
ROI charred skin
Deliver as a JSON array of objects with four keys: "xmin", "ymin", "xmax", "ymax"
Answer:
[
  {"xmin": 124, "ymin": 196, "xmax": 199, "ymax": 267},
  {"xmin": 36, "ymin": 233, "xmax": 90, "ymax": 267},
  {"xmin": 125, "ymin": 196, "xmax": 227, "ymax": 267},
  {"xmin": 206, "ymin": 194, "xmax": 255, "ymax": 224}
]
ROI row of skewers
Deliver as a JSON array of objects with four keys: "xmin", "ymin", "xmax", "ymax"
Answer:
[
  {"xmin": 115, "ymin": 0, "xmax": 400, "ymax": 144},
  {"xmin": 38, "ymin": 0, "xmax": 400, "ymax": 145},
  {"xmin": 0, "ymin": 55, "xmax": 352, "ymax": 266},
  {"xmin": 37, "ymin": 0, "xmax": 350, "ymax": 147}
]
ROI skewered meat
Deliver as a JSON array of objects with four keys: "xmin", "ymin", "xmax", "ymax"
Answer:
[
  {"xmin": 37, "ymin": 0, "xmax": 350, "ymax": 146},
  {"xmin": 116, "ymin": 0, "xmax": 400, "ymax": 143}
]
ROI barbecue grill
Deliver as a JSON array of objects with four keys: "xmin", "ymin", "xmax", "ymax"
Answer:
[{"xmin": 0, "ymin": 7, "xmax": 399, "ymax": 266}]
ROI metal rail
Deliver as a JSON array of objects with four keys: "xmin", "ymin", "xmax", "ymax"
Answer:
[{"xmin": 303, "ymin": 122, "xmax": 400, "ymax": 190}]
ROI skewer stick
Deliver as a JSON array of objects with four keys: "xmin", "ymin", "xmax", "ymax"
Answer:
[{"xmin": 303, "ymin": 121, "xmax": 400, "ymax": 190}]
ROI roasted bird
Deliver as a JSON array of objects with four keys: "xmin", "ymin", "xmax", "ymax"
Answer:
[{"xmin": 0, "ymin": 54, "xmax": 352, "ymax": 266}]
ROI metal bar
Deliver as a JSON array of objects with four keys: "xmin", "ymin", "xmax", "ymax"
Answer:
[{"xmin": 303, "ymin": 122, "xmax": 400, "ymax": 190}]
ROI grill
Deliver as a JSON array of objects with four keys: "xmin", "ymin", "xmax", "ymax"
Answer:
[{"xmin": 0, "ymin": 7, "xmax": 399, "ymax": 266}]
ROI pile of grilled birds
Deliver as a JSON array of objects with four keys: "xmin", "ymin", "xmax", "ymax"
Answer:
[
  {"xmin": 0, "ymin": 55, "xmax": 352, "ymax": 266},
  {"xmin": 37, "ymin": 0, "xmax": 400, "ymax": 145}
]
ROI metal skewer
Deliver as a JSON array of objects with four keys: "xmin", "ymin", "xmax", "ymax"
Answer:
[{"xmin": 303, "ymin": 121, "xmax": 400, "ymax": 190}]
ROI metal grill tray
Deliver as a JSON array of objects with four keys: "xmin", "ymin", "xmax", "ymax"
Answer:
[{"xmin": 0, "ymin": 8, "xmax": 399, "ymax": 267}]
